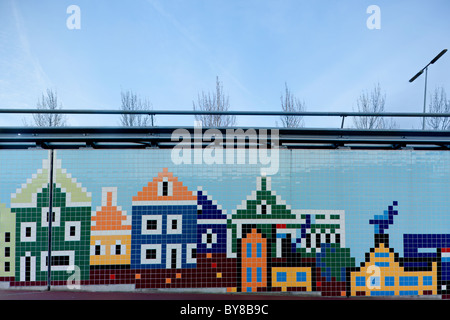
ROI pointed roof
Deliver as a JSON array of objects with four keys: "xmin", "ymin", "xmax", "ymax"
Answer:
[
  {"xmin": 91, "ymin": 187, "xmax": 131, "ymax": 232},
  {"xmin": 232, "ymin": 175, "xmax": 297, "ymax": 220},
  {"xmin": 132, "ymin": 168, "xmax": 197, "ymax": 204},
  {"xmin": 196, "ymin": 187, "xmax": 227, "ymax": 221},
  {"xmin": 11, "ymin": 158, "xmax": 91, "ymax": 208}
]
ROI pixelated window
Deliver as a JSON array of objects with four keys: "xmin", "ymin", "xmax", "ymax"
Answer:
[
  {"xmin": 191, "ymin": 247, "xmax": 197, "ymax": 259},
  {"xmin": 21, "ymin": 222, "xmax": 36, "ymax": 242},
  {"xmin": 147, "ymin": 220, "xmax": 157, "ymax": 230},
  {"xmin": 146, "ymin": 249, "xmax": 157, "ymax": 260},
  {"xmin": 5, "ymin": 247, "xmax": 10, "ymax": 257},
  {"xmin": 142, "ymin": 215, "xmax": 162, "ymax": 235},
  {"xmin": 158, "ymin": 179, "xmax": 172, "ymax": 197},
  {"xmin": 162, "ymin": 181, "xmax": 169, "ymax": 196},
  {"xmin": 297, "ymin": 272, "xmax": 307, "ymax": 282},
  {"xmin": 375, "ymin": 252, "xmax": 389, "ymax": 258},
  {"xmin": 257, "ymin": 268, "xmax": 262, "ymax": 282},
  {"xmin": 167, "ymin": 215, "xmax": 182, "ymax": 234},
  {"xmin": 115, "ymin": 245, "xmax": 122, "ymax": 255},
  {"xmin": 41, "ymin": 207, "xmax": 61, "ymax": 227},
  {"xmin": 95, "ymin": 245, "xmax": 101, "ymax": 256},
  {"xmin": 46, "ymin": 255, "xmax": 70, "ymax": 267},
  {"xmin": 70, "ymin": 226, "xmax": 76, "ymax": 237},
  {"xmin": 5, "ymin": 232, "xmax": 10, "ymax": 242},
  {"xmin": 257, "ymin": 201, "xmax": 271, "ymax": 215},
  {"xmin": 385, "ymin": 276, "xmax": 395, "ymax": 286},
  {"xmin": 48, "ymin": 211, "xmax": 56, "ymax": 223},
  {"xmin": 423, "ymin": 276, "xmax": 433, "ymax": 286},
  {"xmin": 4, "ymin": 262, "xmax": 10, "ymax": 272},
  {"xmin": 256, "ymin": 243, "xmax": 262, "ymax": 258},
  {"xmin": 277, "ymin": 272, "xmax": 287, "ymax": 282},
  {"xmin": 141, "ymin": 244, "xmax": 161, "ymax": 264},
  {"xmin": 335, "ymin": 234, "xmax": 340, "ymax": 244},
  {"xmin": 206, "ymin": 233, "xmax": 213, "ymax": 244},
  {"xmin": 316, "ymin": 234, "xmax": 321, "ymax": 248},
  {"xmin": 247, "ymin": 268, "xmax": 252, "ymax": 283},
  {"xmin": 305, "ymin": 234, "xmax": 311, "ymax": 248},
  {"xmin": 65, "ymin": 221, "xmax": 81, "ymax": 241},
  {"xmin": 170, "ymin": 248, "xmax": 177, "ymax": 269},
  {"xmin": 375, "ymin": 262, "xmax": 389, "ymax": 267},
  {"xmin": 356, "ymin": 276, "xmax": 365, "ymax": 287},
  {"xmin": 247, "ymin": 243, "xmax": 252, "ymax": 258},
  {"xmin": 399, "ymin": 276, "xmax": 418, "ymax": 286},
  {"xmin": 261, "ymin": 204, "xmax": 267, "ymax": 215}
]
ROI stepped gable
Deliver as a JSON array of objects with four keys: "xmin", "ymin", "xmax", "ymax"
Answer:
[
  {"xmin": 232, "ymin": 175, "xmax": 295, "ymax": 219},
  {"xmin": 11, "ymin": 158, "xmax": 91, "ymax": 208},
  {"xmin": 132, "ymin": 168, "xmax": 197, "ymax": 202},
  {"xmin": 92, "ymin": 187, "xmax": 131, "ymax": 231}
]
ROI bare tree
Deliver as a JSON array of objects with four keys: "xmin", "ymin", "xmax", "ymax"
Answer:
[
  {"xmin": 193, "ymin": 76, "xmax": 236, "ymax": 127},
  {"xmin": 279, "ymin": 83, "xmax": 306, "ymax": 128},
  {"xmin": 120, "ymin": 90, "xmax": 154, "ymax": 127},
  {"xmin": 353, "ymin": 83, "xmax": 396, "ymax": 129},
  {"xmin": 426, "ymin": 87, "xmax": 450, "ymax": 130},
  {"xmin": 29, "ymin": 89, "xmax": 67, "ymax": 127}
]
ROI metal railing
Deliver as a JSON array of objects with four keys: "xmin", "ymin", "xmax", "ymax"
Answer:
[
  {"xmin": 3, "ymin": 108, "xmax": 450, "ymax": 128},
  {"xmin": 1, "ymin": 109, "xmax": 450, "ymax": 150},
  {"xmin": 3, "ymin": 108, "xmax": 450, "ymax": 118}
]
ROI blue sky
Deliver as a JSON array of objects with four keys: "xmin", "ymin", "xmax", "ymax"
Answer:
[{"xmin": 0, "ymin": 0, "xmax": 449, "ymax": 128}]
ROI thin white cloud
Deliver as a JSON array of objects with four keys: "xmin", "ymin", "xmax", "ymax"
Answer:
[
  {"xmin": 145, "ymin": 0, "xmax": 264, "ymax": 109},
  {"xmin": 11, "ymin": 0, "xmax": 52, "ymax": 90},
  {"xmin": 0, "ymin": 0, "xmax": 55, "ymax": 125}
]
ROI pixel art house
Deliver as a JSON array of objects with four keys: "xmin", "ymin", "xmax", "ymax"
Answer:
[
  {"xmin": 131, "ymin": 168, "xmax": 198, "ymax": 270},
  {"xmin": 10, "ymin": 159, "xmax": 91, "ymax": 284},
  {"xmin": 90, "ymin": 187, "xmax": 131, "ymax": 267}
]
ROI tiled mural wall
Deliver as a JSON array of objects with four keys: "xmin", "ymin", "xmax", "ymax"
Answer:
[{"xmin": 1, "ymin": 149, "xmax": 449, "ymax": 298}]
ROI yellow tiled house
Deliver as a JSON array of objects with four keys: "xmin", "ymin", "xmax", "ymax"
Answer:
[
  {"xmin": 350, "ymin": 235, "xmax": 437, "ymax": 297},
  {"xmin": 90, "ymin": 187, "xmax": 132, "ymax": 266}
]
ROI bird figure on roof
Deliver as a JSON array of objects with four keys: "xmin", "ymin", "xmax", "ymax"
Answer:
[{"xmin": 369, "ymin": 201, "xmax": 398, "ymax": 234}]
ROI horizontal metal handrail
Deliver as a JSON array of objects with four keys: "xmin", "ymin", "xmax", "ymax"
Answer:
[
  {"xmin": 1, "ymin": 126, "xmax": 450, "ymax": 150},
  {"xmin": 2, "ymin": 108, "xmax": 450, "ymax": 118}
]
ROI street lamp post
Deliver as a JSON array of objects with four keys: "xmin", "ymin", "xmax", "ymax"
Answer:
[{"xmin": 409, "ymin": 49, "xmax": 447, "ymax": 130}]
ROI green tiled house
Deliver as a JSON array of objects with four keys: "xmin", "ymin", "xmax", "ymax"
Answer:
[
  {"xmin": 228, "ymin": 175, "xmax": 303, "ymax": 258},
  {"xmin": 11, "ymin": 157, "xmax": 92, "ymax": 283}
]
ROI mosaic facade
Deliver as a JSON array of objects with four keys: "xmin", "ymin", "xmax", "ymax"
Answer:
[{"xmin": 0, "ymin": 149, "xmax": 450, "ymax": 298}]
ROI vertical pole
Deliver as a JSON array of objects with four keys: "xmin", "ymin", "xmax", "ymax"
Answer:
[
  {"xmin": 341, "ymin": 115, "xmax": 346, "ymax": 129},
  {"xmin": 47, "ymin": 149, "xmax": 55, "ymax": 291},
  {"xmin": 422, "ymin": 67, "xmax": 428, "ymax": 130}
]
